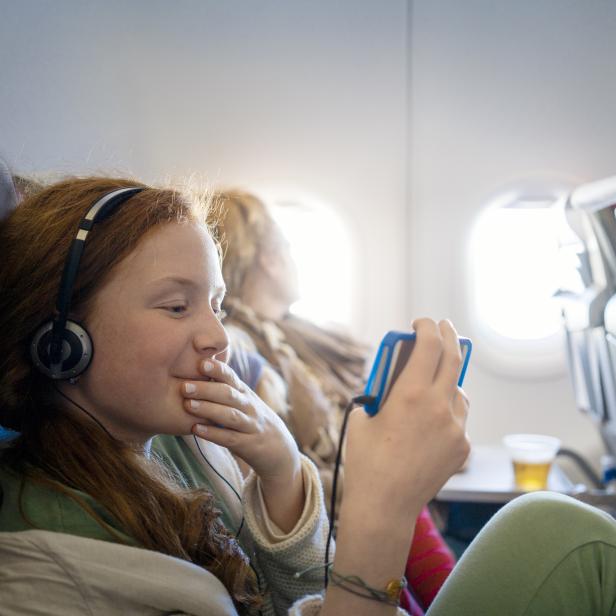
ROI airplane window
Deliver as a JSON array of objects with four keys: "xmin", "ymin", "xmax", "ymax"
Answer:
[
  {"xmin": 269, "ymin": 198, "xmax": 353, "ymax": 326},
  {"xmin": 469, "ymin": 195, "xmax": 575, "ymax": 342}
]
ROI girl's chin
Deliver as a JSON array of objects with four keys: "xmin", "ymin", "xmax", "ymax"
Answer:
[
  {"xmin": 172, "ymin": 421, "xmax": 199, "ymax": 437},
  {"xmin": 154, "ymin": 414, "xmax": 200, "ymax": 438}
]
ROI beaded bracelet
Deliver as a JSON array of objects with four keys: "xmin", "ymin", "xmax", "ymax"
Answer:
[{"xmin": 327, "ymin": 564, "xmax": 407, "ymax": 606}]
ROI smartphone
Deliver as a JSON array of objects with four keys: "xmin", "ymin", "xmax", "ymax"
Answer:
[{"xmin": 363, "ymin": 331, "xmax": 472, "ymax": 416}]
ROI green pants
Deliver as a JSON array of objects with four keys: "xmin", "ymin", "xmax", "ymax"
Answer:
[{"xmin": 428, "ymin": 492, "xmax": 616, "ymax": 615}]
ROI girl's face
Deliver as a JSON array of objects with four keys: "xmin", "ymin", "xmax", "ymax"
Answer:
[
  {"xmin": 262, "ymin": 223, "xmax": 300, "ymax": 308},
  {"xmin": 68, "ymin": 222, "xmax": 229, "ymax": 444}
]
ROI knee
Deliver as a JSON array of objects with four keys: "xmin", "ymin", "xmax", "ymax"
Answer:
[{"xmin": 487, "ymin": 491, "xmax": 616, "ymax": 549}]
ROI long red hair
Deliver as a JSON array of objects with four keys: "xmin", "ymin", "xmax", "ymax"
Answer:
[{"xmin": 0, "ymin": 177, "xmax": 260, "ymax": 613}]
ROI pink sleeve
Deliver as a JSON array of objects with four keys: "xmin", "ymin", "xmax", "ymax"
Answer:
[{"xmin": 404, "ymin": 506, "xmax": 456, "ymax": 609}]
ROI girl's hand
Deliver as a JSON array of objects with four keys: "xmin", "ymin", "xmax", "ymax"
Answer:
[
  {"xmin": 181, "ymin": 358, "xmax": 301, "ymax": 483},
  {"xmin": 181, "ymin": 358, "xmax": 305, "ymax": 532},
  {"xmin": 322, "ymin": 318, "xmax": 470, "ymax": 616},
  {"xmin": 341, "ymin": 318, "xmax": 471, "ymax": 524}
]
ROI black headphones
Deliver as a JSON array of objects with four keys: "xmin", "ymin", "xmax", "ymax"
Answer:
[{"xmin": 30, "ymin": 187, "xmax": 145, "ymax": 380}]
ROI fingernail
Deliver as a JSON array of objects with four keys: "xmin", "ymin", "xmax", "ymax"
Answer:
[
  {"xmin": 202, "ymin": 360, "xmax": 214, "ymax": 372},
  {"xmin": 184, "ymin": 383, "xmax": 196, "ymax": 394},
  {"xmin": 195, "ymin": 424, "xmax": 207, "ymax": 435},
  {"xmin": 190, "ymin": 399, "xmax": 201, "ymax": 409}
]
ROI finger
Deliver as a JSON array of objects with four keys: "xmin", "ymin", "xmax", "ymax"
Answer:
[
  {"xmin": 192, "ymin": 423, "xmax": 245, "ymax": 450},
  {"xmin": 182, "ymin": 379, "xmax": 248, "ymax": 410},
  {"xmin": 434, "ymin": 320, "xmax": 463, "ymax": 395},
  {"xmin": 185, "ymin": 399, "xmax": 254, "ymax": 433},
  {"xmin": 199, "ymin": 358, "xmax": 245, "ymax": 391},
  {"xmin": 397, "ymin": 318, "xmax": 444, "ymax": 386}
]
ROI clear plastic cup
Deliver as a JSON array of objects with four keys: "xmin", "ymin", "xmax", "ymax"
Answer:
[{"xmin": 503, "ymin": 433, "xmax": 561, "ymax": 491}]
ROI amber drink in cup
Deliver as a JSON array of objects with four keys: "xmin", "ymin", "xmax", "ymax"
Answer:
[{"xmin": 503, "ymin": 434, "xmax": 561, "ymax": 491}]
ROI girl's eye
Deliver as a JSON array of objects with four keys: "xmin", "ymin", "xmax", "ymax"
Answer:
[{"xmin": 163, "ymin": 305, "xmax": 187, "ymax": 315}]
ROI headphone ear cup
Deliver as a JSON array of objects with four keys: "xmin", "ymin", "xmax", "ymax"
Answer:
[{"xmin": 30, "ymin": 320, "xmax": 93, "ymax": 380}]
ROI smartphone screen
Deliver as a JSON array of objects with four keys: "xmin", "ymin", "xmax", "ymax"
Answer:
[{"xmin": 381, "ymin": 337, "xmax": 415, "ymax": 407}]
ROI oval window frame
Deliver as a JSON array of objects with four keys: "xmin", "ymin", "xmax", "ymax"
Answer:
[
  {"xmin": 251, "ymin": 187, "xmax": 357, "ymax": 328},
  {"xmin": 462, "ymin": 181, "xmax": 574, "ymax": 381}
]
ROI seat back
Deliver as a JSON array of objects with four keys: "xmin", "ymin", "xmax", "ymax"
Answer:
[{"xmin": 558, "ymin": 176, "xmax": 616, "ymax": 454}]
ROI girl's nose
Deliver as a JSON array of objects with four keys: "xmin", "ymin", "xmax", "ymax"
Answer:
[{"xmin": 193, "ymin": 313, "xmax": 229, "ymax": 359}]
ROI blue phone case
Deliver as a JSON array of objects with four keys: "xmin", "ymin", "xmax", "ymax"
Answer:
[{"xmin": 363, "ymin": 330, "xmax": 472, "ymax": 416}]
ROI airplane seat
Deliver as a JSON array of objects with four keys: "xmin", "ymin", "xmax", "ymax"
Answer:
[{"xmin": 559, "ymin": 176, "xmax": 616, "ymax": 457}]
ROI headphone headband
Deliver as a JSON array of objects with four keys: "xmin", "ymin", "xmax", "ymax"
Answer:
[{"xmin": 53, "ymin": 187, "xmax": 144, "ymax": 326}]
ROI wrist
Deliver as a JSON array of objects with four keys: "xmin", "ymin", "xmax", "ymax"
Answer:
[
  {"xmin": 334, "ymin": 502, "xmax": 418, "ymax": 576},
  {"xmin": 328, "ymin": 564, "xmax": 407, "ymax": 607},
  {"xmin": 259, "ymin": 458, "xmax": 305, "ymax": 533},
  {"xmin": 324, "ymin": 517, "xmax": 413, "ymax": 616},
  {"xmin": 259, "ymin": 454, "xmax": 302, "ymax": 491},
  {"xmin": 337, "ymin": 487, "xmax": 422, "ymax": 537}
]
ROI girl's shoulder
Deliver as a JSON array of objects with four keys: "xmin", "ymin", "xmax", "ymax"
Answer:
[{"xmin": 0, "ymin": 464, "xmax": 133, "ymax": 545}]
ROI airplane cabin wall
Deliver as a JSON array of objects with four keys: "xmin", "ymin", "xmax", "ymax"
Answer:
[
  {"xmin": 409, "ymin": 0, "xmax": 616, "ymax": 469},
  {"xmin": 0, "ymin": 0, "xmax": 408, "ymax": 345}
]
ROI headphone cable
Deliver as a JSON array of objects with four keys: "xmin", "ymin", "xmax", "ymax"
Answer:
[
  {"xmin": 53, "ymin": 385, "xmax": 114, "ymax": 439},
  {"xmin": 193, "ymin": 435, "xmax": 245, "ymax": 539},
  {"xmin": 324, "ymin": 394, "xmax": 375, "ymax": 588}
]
